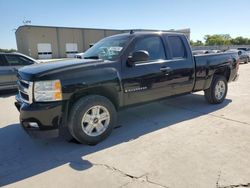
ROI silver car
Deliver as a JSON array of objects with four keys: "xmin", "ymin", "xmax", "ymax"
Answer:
[{"xmin": 0, "ymin": 52, "xmax": 37, "ymax": 90}]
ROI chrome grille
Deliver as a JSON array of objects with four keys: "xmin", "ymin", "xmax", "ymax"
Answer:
[{"xmin": 18, "ymin": 79, "xmax": 33, "ymax": 104}]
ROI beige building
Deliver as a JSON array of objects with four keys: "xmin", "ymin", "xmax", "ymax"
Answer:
[{"xmin": 15, "ymin": 25, "xmax": 190, "ymax": 59}]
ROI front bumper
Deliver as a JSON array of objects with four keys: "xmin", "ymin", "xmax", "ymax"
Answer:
[{"xmin": 15, "ymin": 94, "xmax": 63, "ymax": 138}]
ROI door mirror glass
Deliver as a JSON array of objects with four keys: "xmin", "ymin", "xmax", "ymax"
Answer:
[{"xmin": 127, "ymin": 50, "xmax": 149, "ymax": 66}]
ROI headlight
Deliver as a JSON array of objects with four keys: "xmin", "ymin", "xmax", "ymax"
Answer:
[{"xmin": 34, "ymin": 80, "xmax": 62, "ymax": 102}]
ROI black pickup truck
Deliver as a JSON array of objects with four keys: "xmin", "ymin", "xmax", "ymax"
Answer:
[{"xmin": 15, "ymin": 31, "xmax": 239, "ymax": 145}]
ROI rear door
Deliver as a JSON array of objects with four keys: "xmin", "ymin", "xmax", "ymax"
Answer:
[
  {"xmin": 162, "ymin": 35, "xmax": 195, "ymax": 94},
  {"xmin": 0, "ymin": 54, "xmax": 15, "ymax": 89}
]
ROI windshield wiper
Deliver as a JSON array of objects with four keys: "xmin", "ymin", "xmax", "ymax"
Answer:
[{"xmin": 84, "ymin": 56, "xmax": 100, "ymax": 59}]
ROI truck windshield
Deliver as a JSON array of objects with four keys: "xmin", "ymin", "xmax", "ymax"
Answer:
[{"xmin": 83, "ymin": 35, "xmax": 130, "ymax": 61}]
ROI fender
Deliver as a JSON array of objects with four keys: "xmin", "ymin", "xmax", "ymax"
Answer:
[{"xmin": 61, "ymin": 67, "xmax": 123, "ymax": 109}]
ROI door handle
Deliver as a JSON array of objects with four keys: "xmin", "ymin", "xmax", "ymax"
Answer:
[
  {"xmin": 160, "ymin": 67, "xmax": 171, "ymax": 72},
  {"xmin": 160, "ymin": 67, "xmax": 171, "ymax": 76}
]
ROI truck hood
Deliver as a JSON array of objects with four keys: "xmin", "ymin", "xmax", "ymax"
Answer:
[{"xmin": 18, "ymin": 59, "xmax": 107, "ymax": 80}]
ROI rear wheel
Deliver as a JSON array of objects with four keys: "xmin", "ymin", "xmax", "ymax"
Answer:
[
  {"xmin": 68, "ymin": 95, "xmax": 117, "ymax": 145},
  {"xmin": 245, "ymin": 57, "xmax": 249, "ymax": 64},
  {"xmin": 204, "ymin": 75, "xmax": 228, "ymax": 104}
]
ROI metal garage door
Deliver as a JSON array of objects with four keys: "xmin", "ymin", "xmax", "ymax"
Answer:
[
  {"xmin": 37, "ymin": 43, "xmax": 52, "ymax": 59},
  {"xmin": 66, "ymin": 43, "xmax": 78, "ymax": 58}
]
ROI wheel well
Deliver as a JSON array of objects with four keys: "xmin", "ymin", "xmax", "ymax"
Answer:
[
  {"xmin": 214, "ymin": 67, "xmax": 230, "ymax": 81},
  {"xmin": 66, "ymin": 87, "xmax": 120, "ymax": 121}
]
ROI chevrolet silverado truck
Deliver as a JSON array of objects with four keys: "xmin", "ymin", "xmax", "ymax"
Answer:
[{"xmin": 15, "ymin": 31, "xmax": 239, "ymax": 145}]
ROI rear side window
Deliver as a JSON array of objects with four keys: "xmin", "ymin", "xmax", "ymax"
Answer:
[
  {"xmin": 168, "ymin": 36, "xmax": 186, "ymax": 58},
  {"xmin": 5, "ymin": 55, "xmax": 34, "ymax": 66},
  {"xmin": 133, "ymin": 36, "xmax": 166, "ymax": 61},
  {"xmin": 0, "ymin": 55, "xmax": 7, "ymax": 66}
]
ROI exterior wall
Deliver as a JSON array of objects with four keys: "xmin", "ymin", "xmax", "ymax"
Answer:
[
  {"xmin": 21, "ymin": 26, "xmax": 59, "ymax": 59},
  {"xmin": 83, "ymin": 29, "xmax": 105, "ymax": 50},
  {"xmin": 57, "ymin": 28, "xmax": 83, "ymax": 58},
  {"xmin": 16, "ymin": 27, "xmax": 30, "ymax": 56},
  {"xmin": 105, "ymin": 30, "xmax": 124, "ymax": 37},
  {"xmin": 15, "ymin": 25, "xmax": 191, "ymax": 59}
]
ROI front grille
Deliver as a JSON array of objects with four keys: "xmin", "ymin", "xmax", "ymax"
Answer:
[
  {"xmin": 20, "ymin": 91, "xmax": 29, "ymax": 101},
  {"xmin": 20, "ymin": 80, "xmax": 29, "ymax": 88},
  {"xmin": 17, "ymin": 79, "xmax": 33, "ymax": 104}
]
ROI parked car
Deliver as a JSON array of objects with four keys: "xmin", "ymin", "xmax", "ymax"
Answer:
[
  {"xmin": 192, "ymin": 50, "xmax": 209, "ymax": 55},
  {"xmin": 0, "ymin": 52, "xmax": 38, "ymax": 90},
  {"xmin": 207, "ymin": 50, "xmax": 221, "ymax": 54},
  {"xmin": 74, "ymin": 52, "xmax": 84, "ymax": 59},
  {"xmin": 192, "ymin": 49, "xmax": 221, "ymax": 55},
  {"xmin": 74, "ymin": 44, "xmax": 95, "ymax": 59},
  {"xmin": 237, "ymin": 48, "xmax": 250, "ymax": 60},
  {"xmin": 226, "ymin": 49, "xmax": 249, "ymax": 63},
  {"xmin": 237, "ymin": 47, "xmax": 250, "ymax": 51},
  {"xmin": 15, "ymin": 31, "xmax": 239, "ymax": 145}
]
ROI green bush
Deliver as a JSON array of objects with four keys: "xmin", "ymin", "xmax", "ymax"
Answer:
[{"xmin": 0, "ymin": 48, "xmax": 17, "ymax": 53}]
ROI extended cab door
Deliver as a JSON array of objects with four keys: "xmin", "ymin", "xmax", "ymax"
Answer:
[
  {"xmin": 122, "ymin": 35, "xmax": 174, "ymax": 105},
  {"xmin": 162, "ymin": 34, "xmax": 195, "ymax": 95}
]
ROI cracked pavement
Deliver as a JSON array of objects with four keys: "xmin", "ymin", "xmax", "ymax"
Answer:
[{"xmin": 0, "ymin": 64, "xmax": 250, "ymax": 188}]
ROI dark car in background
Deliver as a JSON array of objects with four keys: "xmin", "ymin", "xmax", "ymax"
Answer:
[
  {"xmin": 226, "ymin": 49, "xmax": 249, "ymax": 63},
  {"xmin": 192, "ymin": 49, "xmax": 221, "ymax": 55},
  {"xmin": 0, "ymin": 52, "xmax": 37, "ymax": 90}
]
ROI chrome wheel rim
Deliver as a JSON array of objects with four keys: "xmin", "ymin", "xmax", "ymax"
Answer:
[
  {"xmin": 81, "ymin": 105, "xmax": 110, "ymax": 137},
  {"xmin": 215, "ymin": 80, "xmax": 226, "ymax": 100}
]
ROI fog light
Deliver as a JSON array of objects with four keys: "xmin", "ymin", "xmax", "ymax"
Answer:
[{"xmin": 29, "ymin": 122, "xmax": 39, "ymax": 128}]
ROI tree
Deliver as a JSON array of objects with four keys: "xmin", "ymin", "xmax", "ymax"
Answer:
[
  {"xmin": 190, "ymin": 40, "xmax": 204, "ymax": 46},
  {"xmin": 230, "ymin": 37, "xmax": 250, "ymax": 45},
  {"xmin": 204, "ymin": 34, "xmax": 232, "ymax": 46},
  {"xmin": 0, "ymin": 48, "xmax": 17, "ymax": 53}
]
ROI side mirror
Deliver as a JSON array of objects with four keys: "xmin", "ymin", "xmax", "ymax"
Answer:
[{"xmin": 127, "ymin": 50, "xmax": 149, "ymax": 67}]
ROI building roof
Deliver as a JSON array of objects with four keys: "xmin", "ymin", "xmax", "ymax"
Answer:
[{"xmin": 16, "ymin": 25, "xmax": 190, "ymax": 34}]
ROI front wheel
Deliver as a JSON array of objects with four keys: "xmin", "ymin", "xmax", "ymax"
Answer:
[
  {"xmin": 204, "ymin": 75, "xmax": 228, "ymax": 104},
  {"xmin": 68, "ymin": 95, "xmax": 117, "ymax": 145}
]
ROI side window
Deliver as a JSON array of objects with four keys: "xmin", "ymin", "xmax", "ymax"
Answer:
[
  {"xmin": 133, "ymin": 36, "xmax": 166, "ymax": 61},
  {"xmin": 5, "ymin": 55, "xmax": 33, "ymax": 66},
  {"xmin": 18, "ymin": 56, "xmax": 34, "ymax": 65},
  {"xmin": 168, "ymin": 36, "xmax": 186, "ymax": 59},
  {"xmin": 0, "ymin": 55, "xmax": 7, "ymax": 66}
]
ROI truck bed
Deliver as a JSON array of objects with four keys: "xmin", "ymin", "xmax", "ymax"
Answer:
[{"xmin": 193, "ymin": 52, "xmax": 238, "ymax": 91}]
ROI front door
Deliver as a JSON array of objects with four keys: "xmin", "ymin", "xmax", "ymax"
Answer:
[
  {"xmin": 5, "ymin": 54, "xmax": 34, "ymax": 84},
  {"xmin": 122, "ymin": 35, "xmax": 173, "ymax": 105}
]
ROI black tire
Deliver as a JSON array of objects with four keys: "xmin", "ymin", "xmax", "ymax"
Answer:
[
  {"xmin": 245, "ymin": 57, "xmax": 249, "ymax": 64},
  {"xmin": 204, "ymin": 75, "xmax": 228, "ymax": 104},
  {"xmin": 68, "ymin": 95, "xmax": 117, "ymax": 145},
  {"xmin": 60, "ymin": 126, "xmax": 80, "ymax": 143}
]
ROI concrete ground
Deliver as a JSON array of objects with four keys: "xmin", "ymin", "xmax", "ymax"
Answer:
[{"xmin": 0, "ymin": 64, "xmax": 250, "ymax": 188}]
